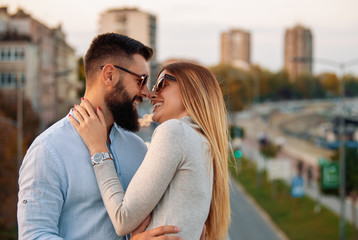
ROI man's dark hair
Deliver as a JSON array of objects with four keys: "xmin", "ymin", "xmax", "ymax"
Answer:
[{"xmin": 84, "ymin": 33, "xmax": 153, "ymax": 81}]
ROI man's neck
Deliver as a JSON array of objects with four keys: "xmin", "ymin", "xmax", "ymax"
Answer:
[{"xmin": 83, "ymin": 93, "xmax": 114, "ymax": 137}]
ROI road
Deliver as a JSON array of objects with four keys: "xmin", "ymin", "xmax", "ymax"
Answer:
[{"xmin": 228, "ymin": 178, "xmax": 287, "ymax": 240}]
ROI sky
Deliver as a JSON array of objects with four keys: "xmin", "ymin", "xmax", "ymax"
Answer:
[{"xmin": 1, "ymin": 0, "xmax": 358, "ymax": 75}]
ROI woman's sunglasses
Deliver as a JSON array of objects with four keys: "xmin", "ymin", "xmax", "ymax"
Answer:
[{"xmin": 151, "ymin": 74, "xmax": 176, "ymax": 93}]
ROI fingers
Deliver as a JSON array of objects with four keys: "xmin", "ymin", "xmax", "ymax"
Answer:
[
  {"xmin": 149, "ymin": 226, "xmax": 180, "ymax": 237},
  {"xmin": 96, "ymin": 106, "xmax": 107, "ymax": 128},
  {"xmin": 132, "ymin": 215, "xmax": 151, "ymax": 235},
  {"xmin": 157, "ymin": 236, "xmax": 183, "ymax": 240},
  {"xmin": 68, "ymin": 114, "xmax": 80, "ymax": 129},
  {"xmin": 73, "ymin": 104, "xmax": 89, "ymax": 123},
  {"xmin": 81, "ymin": 98, "xmax": 96, "ymax": 117},
  {"xmin": 72, "ymin": 106, "xmax": 84, "ymax": 124},
  {"xmin": 130, "ymin": 224, "xmax": 181, "ymax": 240},
  {"xmin": 73, "ymin": 98, "xmax": 99, "ymax": 124}
]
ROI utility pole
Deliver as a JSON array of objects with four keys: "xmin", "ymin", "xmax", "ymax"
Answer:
[
  {"xmin": 338, "ymin": 62, "xmax": 346, "ymax": 240},
  {"xmin": 293, "ymin": 57, "xmax": 358, "ymax": 240},
  {"xmin": 17, "ymin": 78, "xmax": 23, "ymax": 172}
]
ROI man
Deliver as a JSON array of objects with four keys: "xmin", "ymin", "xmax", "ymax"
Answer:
[{"xmin": 17, "ymin": 33, "xmax": 181, "ymax": 239}]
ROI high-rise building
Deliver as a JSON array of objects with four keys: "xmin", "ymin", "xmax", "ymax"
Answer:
[
  {"xmin": 0, "ymin": 7, "xmax": 81, "ymax": 131},
  {"xmin": 221, "ymin": 29, "xmax": 251, "ymax": 69},
  {"xmin": 99, "ymin": 7, "xmax": 157, "ymax": 87},
  {"xmin": 284, "ymin": 24, "xmax": 313, "ymax": 81}
]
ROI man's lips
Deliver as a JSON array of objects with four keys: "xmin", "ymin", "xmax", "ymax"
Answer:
[
  {"xmin": 132, "ymin": 95, "xmax": 143, "ymax": 108},
  {"xmin": 132, "ymin": 95, "xmax": 143, "ymax": 104}
]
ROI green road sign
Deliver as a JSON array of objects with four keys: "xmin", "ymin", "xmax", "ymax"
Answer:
[{"xmin": 320, "ymin": 161, "xmax": 339, "ymax": 190}]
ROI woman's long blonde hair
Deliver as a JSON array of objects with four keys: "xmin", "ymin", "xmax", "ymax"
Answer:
[{"xmin": 161, "ymin": 62, "xmax": 231, "ymax": 240}]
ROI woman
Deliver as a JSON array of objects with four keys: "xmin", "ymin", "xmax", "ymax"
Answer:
[{"xmin": 70, "ymin": 62, "xmax": 230, "ymax": 239}]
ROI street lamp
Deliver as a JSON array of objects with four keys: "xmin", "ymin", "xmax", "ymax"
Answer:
[
  {"xmin": 293, "ymin": 56, "xmax": 358, "ymax": 240},
  {"xmin": 17, "ymin": 78, "xmax": 23, "ymax": 172}
]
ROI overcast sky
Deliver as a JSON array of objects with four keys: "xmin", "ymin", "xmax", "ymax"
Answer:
[{"xmin": 1, "ymin": 0, "xmax": 358, "ymax": 75}]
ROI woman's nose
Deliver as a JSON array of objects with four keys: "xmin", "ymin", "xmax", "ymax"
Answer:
[{"xmin": 149, "ymin": 92, "xmax": 157, "ymax": 101}]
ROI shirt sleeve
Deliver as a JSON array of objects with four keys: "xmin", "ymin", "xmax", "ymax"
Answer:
[
  {"xmin": 94, "ymin": 120, "xmax": 185, "ymax": 236},
  {"xmin": 17, "ymin": 140, "xmax": 66, "ymax": 240}
]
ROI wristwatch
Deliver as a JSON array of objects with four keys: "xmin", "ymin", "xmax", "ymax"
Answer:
[{"xmin": 91, "ymin": 152, "xmax": 113, "ymax": 166}]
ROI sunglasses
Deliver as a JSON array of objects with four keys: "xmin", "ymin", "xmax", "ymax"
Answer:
[
  {"xmin": 152, "ymin": 74, "xmax": 177, "ymax": 93},
  {"xmin": 100, "ymin": 65, "xmax": 148, "ymax": 88}
]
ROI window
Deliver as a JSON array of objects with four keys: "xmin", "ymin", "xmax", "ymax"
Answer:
[
  {"xmin": 21, "ymin": 73, "xmax": 25, "ymax": 85},
  {"xmin": 18, "ymin": 47, "xmax": 25, "ymax": 60},
  {"xmin": 0, "ymin": 72, "xmax": 22, "ymax": 88},
  {"xmin": 116, "ymin": 15, "xmax": 127, "ymax": 23},
  {"xmin": 9, "ymin": 72, "xmax": 16, "ymax": 87},
  {"xmin": 0, "ymin": 73, "xmax": 9, "ymax": 87},
  {"xmin": 10, "ymin": 47, "xmax": 15, "ymax": 61},
  {"xmin": 3, "ymin": 48, "xmax": 8, "ymax": 61}
]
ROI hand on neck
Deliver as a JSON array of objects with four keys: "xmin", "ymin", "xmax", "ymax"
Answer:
[{"xmin": 83, "ymin": 92, "xmax": 114, "ymax": 136}]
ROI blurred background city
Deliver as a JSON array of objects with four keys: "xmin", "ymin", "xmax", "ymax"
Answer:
[{"xmin": 0, "ymin": 0, "xmax": 357, "ymax": 239}]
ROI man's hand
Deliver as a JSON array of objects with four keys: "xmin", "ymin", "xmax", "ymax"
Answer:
[{"xmin": 130, "ymin": 215, "xmax": 182, "ymax": 240}]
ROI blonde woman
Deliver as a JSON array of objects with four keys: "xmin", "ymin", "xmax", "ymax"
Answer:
[{"xmin": 70, "ymin": 62, "xmax": 230, "ymax": 239}]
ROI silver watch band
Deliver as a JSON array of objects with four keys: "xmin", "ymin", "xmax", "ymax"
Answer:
[
  {"xmin": 91, "ymin": 152, "xmax": 114, "ymax": 166},
  {"xmin": 102, "ymin": 152, "xmax": 113, "ymax": 160}
]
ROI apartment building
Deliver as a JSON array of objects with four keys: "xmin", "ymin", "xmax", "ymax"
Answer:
[
  {"xmin": 221, "ymin": 28, "xmax": 251, "ymax": 70},
  {"xmin": 99, "ymin": 7, "xmax": 158, "ymax": 87},
  {"xmin": 0, "ymin": 7, "xmax": 80, "ymax": 131},
  {"xmin": 284, "ymin": 24, "xmax": 313, "ymax": 81}
]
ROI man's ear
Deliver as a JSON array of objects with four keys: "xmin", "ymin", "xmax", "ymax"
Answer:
[{"xmin": 101, "ymin": 64, "xmax": 116, "ymax": 87}]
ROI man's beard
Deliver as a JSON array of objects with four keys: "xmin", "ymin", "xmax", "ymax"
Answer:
[{"xmin": 104, "ymin": 79, "xmax": 142, "ymax": 132}]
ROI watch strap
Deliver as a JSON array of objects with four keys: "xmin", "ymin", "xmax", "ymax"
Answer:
[
  {"xmin": 102, "ymin": 152, "xmax": 113, "ymax": 160},
  {"xmin": 91, "ymin": 152, "xmax": 113, "ymax": 166}
]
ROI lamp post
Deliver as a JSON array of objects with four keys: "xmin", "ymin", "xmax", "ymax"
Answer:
[
  {"xmin": 17, "ymin": 78, "xmax": 23, "ymax": 172},
  {"xmin": 293, "ymin": 57, "xmax": 358, "ymax": 240}
]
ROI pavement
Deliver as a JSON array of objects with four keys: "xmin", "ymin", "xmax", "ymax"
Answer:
[
  {"xmin": 238, "ymin": 116, "xmax": 358, "ymax": 229},
  {"xmin": 228, "ymin": 177, "xmax": 289, "ymax": 240}
]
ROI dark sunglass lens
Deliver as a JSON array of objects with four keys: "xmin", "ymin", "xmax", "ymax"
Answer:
[
  {"xmin": 156, "ymin": 79, "xmax": 165, "ymax": 93},
  {"xmin": 142, "ymin": 76, "xmax": 148, "ymax": 87}
]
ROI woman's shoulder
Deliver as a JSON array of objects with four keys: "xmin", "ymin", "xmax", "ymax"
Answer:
[
  {"xmin": 154, "ymin": 118, "xmax": 186, "ymax": 136},
  {"xmin": 154, "ymin": 117, "xmax": 201, "ymax": 141}
]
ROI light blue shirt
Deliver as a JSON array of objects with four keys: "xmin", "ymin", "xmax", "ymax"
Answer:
[{"xmin": 17, "ymin": 111, "xmax": 147, "ymax": 239}]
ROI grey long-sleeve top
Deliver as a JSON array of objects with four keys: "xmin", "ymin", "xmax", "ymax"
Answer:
[{"xmin": 93, "ymin": 116, "xmax": 213, "ymax": 239}]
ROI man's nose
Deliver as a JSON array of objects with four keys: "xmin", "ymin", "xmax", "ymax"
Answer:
[{"xmin": 140, "ymin": 85, "xmax": 150, "ymax": 98}]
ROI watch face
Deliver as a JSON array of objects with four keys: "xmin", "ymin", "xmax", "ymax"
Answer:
[{"xmin": 93, "ymin": 153, "xmax": 103, "ymax": 164}]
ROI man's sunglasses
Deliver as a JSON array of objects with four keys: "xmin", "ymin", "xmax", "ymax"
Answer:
[
  {"xmin": 100, "ymin": 65, "xmax": 148, "ymax": 88},
  {"xmin": 151, "ymin": 74, "xmax": 177, "ymax": 93}
]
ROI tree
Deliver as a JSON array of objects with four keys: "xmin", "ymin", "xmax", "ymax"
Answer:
[
  {"xmin": 344, "ymin": 74, "xmax": 358, "ymax": 97},
  {"xmin": 78, "ymin": 57, "xmax": 86, "ymax": 97},
  {"xmin": 0, "ymin": 89, "xmax": 39, "ymax": 229},
  {"xmin": 210, "ymin": 64, "xmax": 251, "ymax": 111},
  {"xmin": 293, "ymin": 74, "xmax": 325, "ymax": 99},
  {"xmin": 330, "ymin": 147, "xmax": 358, "ymax": 195},
  {"xmin": 319, "ymin": 72, "xmax": 339, "ymax": 97}
]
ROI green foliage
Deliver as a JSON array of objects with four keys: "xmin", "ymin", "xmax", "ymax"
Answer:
[
  {"xmin": 210, "ymin": 64, "xmax": 252, "ymax": 111},
  {"xmin": 229, "ymin": 157, "xmax": 356, "ymax": 240},
  {"xmin": 331, "ymin": 147, "xmax": 358, "ymax": 194},
  {"xmin": 77, "ymin": 57, "xmax": 86, "ymax": 97},
  {"xmin": 229, "ymin": 125, "xmax": 244, "ymax": 139},
  {"xmin": 0, "ymin": 90, "xmax": 39, "ymax": 229},
  {"xmin": 0, "ymin": 226, "xmax": 17, "ymax": 240},
  {"xmin": 260, "ymin": 144, "xmax": 280, "ymax": 158},
  {"xmin": 209, "ymin": 64, "xmax": 358, "ymax": 111}
]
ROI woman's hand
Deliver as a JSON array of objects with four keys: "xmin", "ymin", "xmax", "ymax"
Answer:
[{"xmin": 69, "ymin": 98, "xmax": 108, "ymax": 156}]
